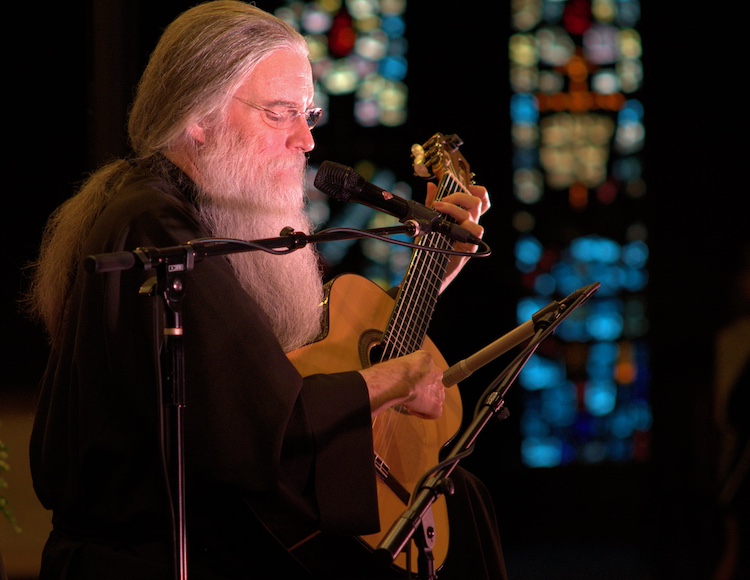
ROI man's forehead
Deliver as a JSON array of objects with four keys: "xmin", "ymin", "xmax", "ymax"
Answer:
[{"xmin": 237, "ymin": 50, "xmax": 314, "ymax": 103}]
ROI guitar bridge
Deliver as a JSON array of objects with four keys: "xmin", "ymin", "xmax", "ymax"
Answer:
[{"xmin": 374, "ymin": 452, "xmax": 411, "ymax": 505}]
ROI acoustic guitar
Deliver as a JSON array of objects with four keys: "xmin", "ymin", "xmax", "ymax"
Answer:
[{"xmin": 287, "ymin": 133, "xmax": 475, "ymax": 574}]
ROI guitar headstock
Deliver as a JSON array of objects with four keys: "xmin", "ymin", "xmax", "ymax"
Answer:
[{"xmin": 411, "ymin": 133, "xmax": 475, "ymax": 189}]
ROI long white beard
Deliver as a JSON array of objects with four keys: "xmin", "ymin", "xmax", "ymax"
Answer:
[{"xmin": 191, "ymin": 126, "xmax": 324, "ymax": 352}]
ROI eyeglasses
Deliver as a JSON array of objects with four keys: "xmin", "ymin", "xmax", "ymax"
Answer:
[{"xmin": 233, "ymin": 96, "xmax": 323, "ymax": 130}]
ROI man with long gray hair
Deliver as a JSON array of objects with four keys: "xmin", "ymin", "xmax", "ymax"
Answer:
[{"xmin": 24, "ymin": 2, "xmax": 506, "ymax": 578}]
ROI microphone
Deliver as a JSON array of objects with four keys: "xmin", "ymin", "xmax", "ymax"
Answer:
[
  {"xmin": 443, "ymin": 321, "xmax": 534, "ymax": 387},
  {"xmin": 314, "ymin": 160, "xmax": 482, "ymax": 245}
]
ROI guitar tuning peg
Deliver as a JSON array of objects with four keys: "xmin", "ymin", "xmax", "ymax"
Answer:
[
  {"xmin": 414, "ymin": 165, "xmax": 431, "ymax": 178},
  {"xmin": 411, "ymin": 144, "xmax": 431, "ymax": 178}
]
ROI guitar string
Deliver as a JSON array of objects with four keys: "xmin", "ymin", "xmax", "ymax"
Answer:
[
  {"xmin": 373, "ymin": 172, "xmax": 462, "ymax": 462},
  {"xmin": 373, "ymin": 183, "xmax": 456, "ymax": 468},
  {"xmin": 385, "ymin": 173, "xmax": 462, "ymax": 356}
]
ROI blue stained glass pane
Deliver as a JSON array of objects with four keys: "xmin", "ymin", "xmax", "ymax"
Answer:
[
  {"xmin": 519, "ymin": 356, "xmax": 567, "ymax": 390},
  {"xmin": 586, "ymin": 301, "xmax": 624, "ymax": 341},
  {"xmin": 585, "ymin": 379, "xmax": 618, "ymax": 416},
  {"xmin": 586, "ymin": 355, "xmax": 614, "ymax": 380},
  {"xmin": 510, "ymin": 93, "xmax": 540, "ymax": 124},
  {"xmin": 622, "ymin": 240, "xmax": 649, "ymax": 268},
  {"xmin": 591, "ymin": 340, "xmax": 619, "ymax": 360},
  {"xmin": 379, "ymin": 56, "xmax": 407, "ymax": 80},
  {"xmin": 570, "ymin": 236, "xmax": 621, "ymax": 263},
  {"xmin": 618, "ymin": 99, "xmax": 644, "ymax": 123},
  {"xmin": 515, "ymin": 235, "xmax": 544, "ymax": 267},
  {"xmin": 522, "ymin": 437, "xmax": 563, "ymax": 467},
  {"xmin": 622, "ymin": 266, "xmax": 647, "ymax": 291},
  {"xmin": 611, "ymin": 407, "xmax": 636, "ymax": 438},
  {"xmin": 381, "ymin": 15, "xmax": 405, "ymax": 37}
]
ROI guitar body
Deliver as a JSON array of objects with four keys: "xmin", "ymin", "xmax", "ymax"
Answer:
[{"xmin": 287, "ymin": 273, "xmax": 462, "ymax": 573}]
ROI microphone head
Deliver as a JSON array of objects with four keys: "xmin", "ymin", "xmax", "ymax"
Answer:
[{"xmin": 314, "ymin": 161, "xmax": 359, "ymax": 202}]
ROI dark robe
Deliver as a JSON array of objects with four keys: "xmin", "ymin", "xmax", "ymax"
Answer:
[{"xmin": 30, "ymin": 159, "xmax": 506, "ymax": 579}]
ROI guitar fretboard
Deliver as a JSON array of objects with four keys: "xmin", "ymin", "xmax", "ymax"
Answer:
[{"xmin": 379, "ymin": 172, "xmax": 466, "ymax": 361}]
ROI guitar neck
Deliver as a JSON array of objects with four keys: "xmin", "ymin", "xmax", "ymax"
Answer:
[{"xmin": 379, "ymin": 172, "xmax": 465, "ymax": 360}]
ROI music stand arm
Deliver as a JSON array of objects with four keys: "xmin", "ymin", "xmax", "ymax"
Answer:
[{"xmin": 375, "ymin": 283, "xmax": 601, "ymax": 575}]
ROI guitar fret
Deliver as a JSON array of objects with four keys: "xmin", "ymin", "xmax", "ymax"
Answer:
[{"xmin": 379, "ymin": 134, "xmax": 477, "ymax": 366}]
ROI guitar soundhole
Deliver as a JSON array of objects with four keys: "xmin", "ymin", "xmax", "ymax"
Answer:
[
  {"xmin": 359, "ymin": 330, "xmax": 409, "ymax": 415},
  {"xmin": 359, "ymin": 329, "xmax": 383, "ymax": 368},
  {"xmin": 368, "ymin": 344, "xmax": 384, "ymax": 365}
]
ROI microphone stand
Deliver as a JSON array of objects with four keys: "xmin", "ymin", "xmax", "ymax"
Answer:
[
  {"xmin": 156, "ymin": 252, "xmax": 190, "ymax": 580},
  {"xmin": 85, "ymin": 222, "xmax": 456, "ymax": 580},
  {"xmin": 374, "ymin": 283, "xmax": 601, "ymax": 578}
]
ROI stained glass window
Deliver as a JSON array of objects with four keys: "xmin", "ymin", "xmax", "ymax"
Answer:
[
  {"xmin": 275, "ymin": 0, "xmax": 409, "ymax": 127},
  {"xmin": 510, "ymin": 0, "xmax": 650, "ymax": 467}
]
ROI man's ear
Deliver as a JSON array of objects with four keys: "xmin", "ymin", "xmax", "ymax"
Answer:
[{"xmin": 186, "ymin": 122, "xmax": 206, "ymax": 144}]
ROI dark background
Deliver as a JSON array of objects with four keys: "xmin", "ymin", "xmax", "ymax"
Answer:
[{"xmin": 5, "ymin": 2, "xmax": 748, "ymax": 578}]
